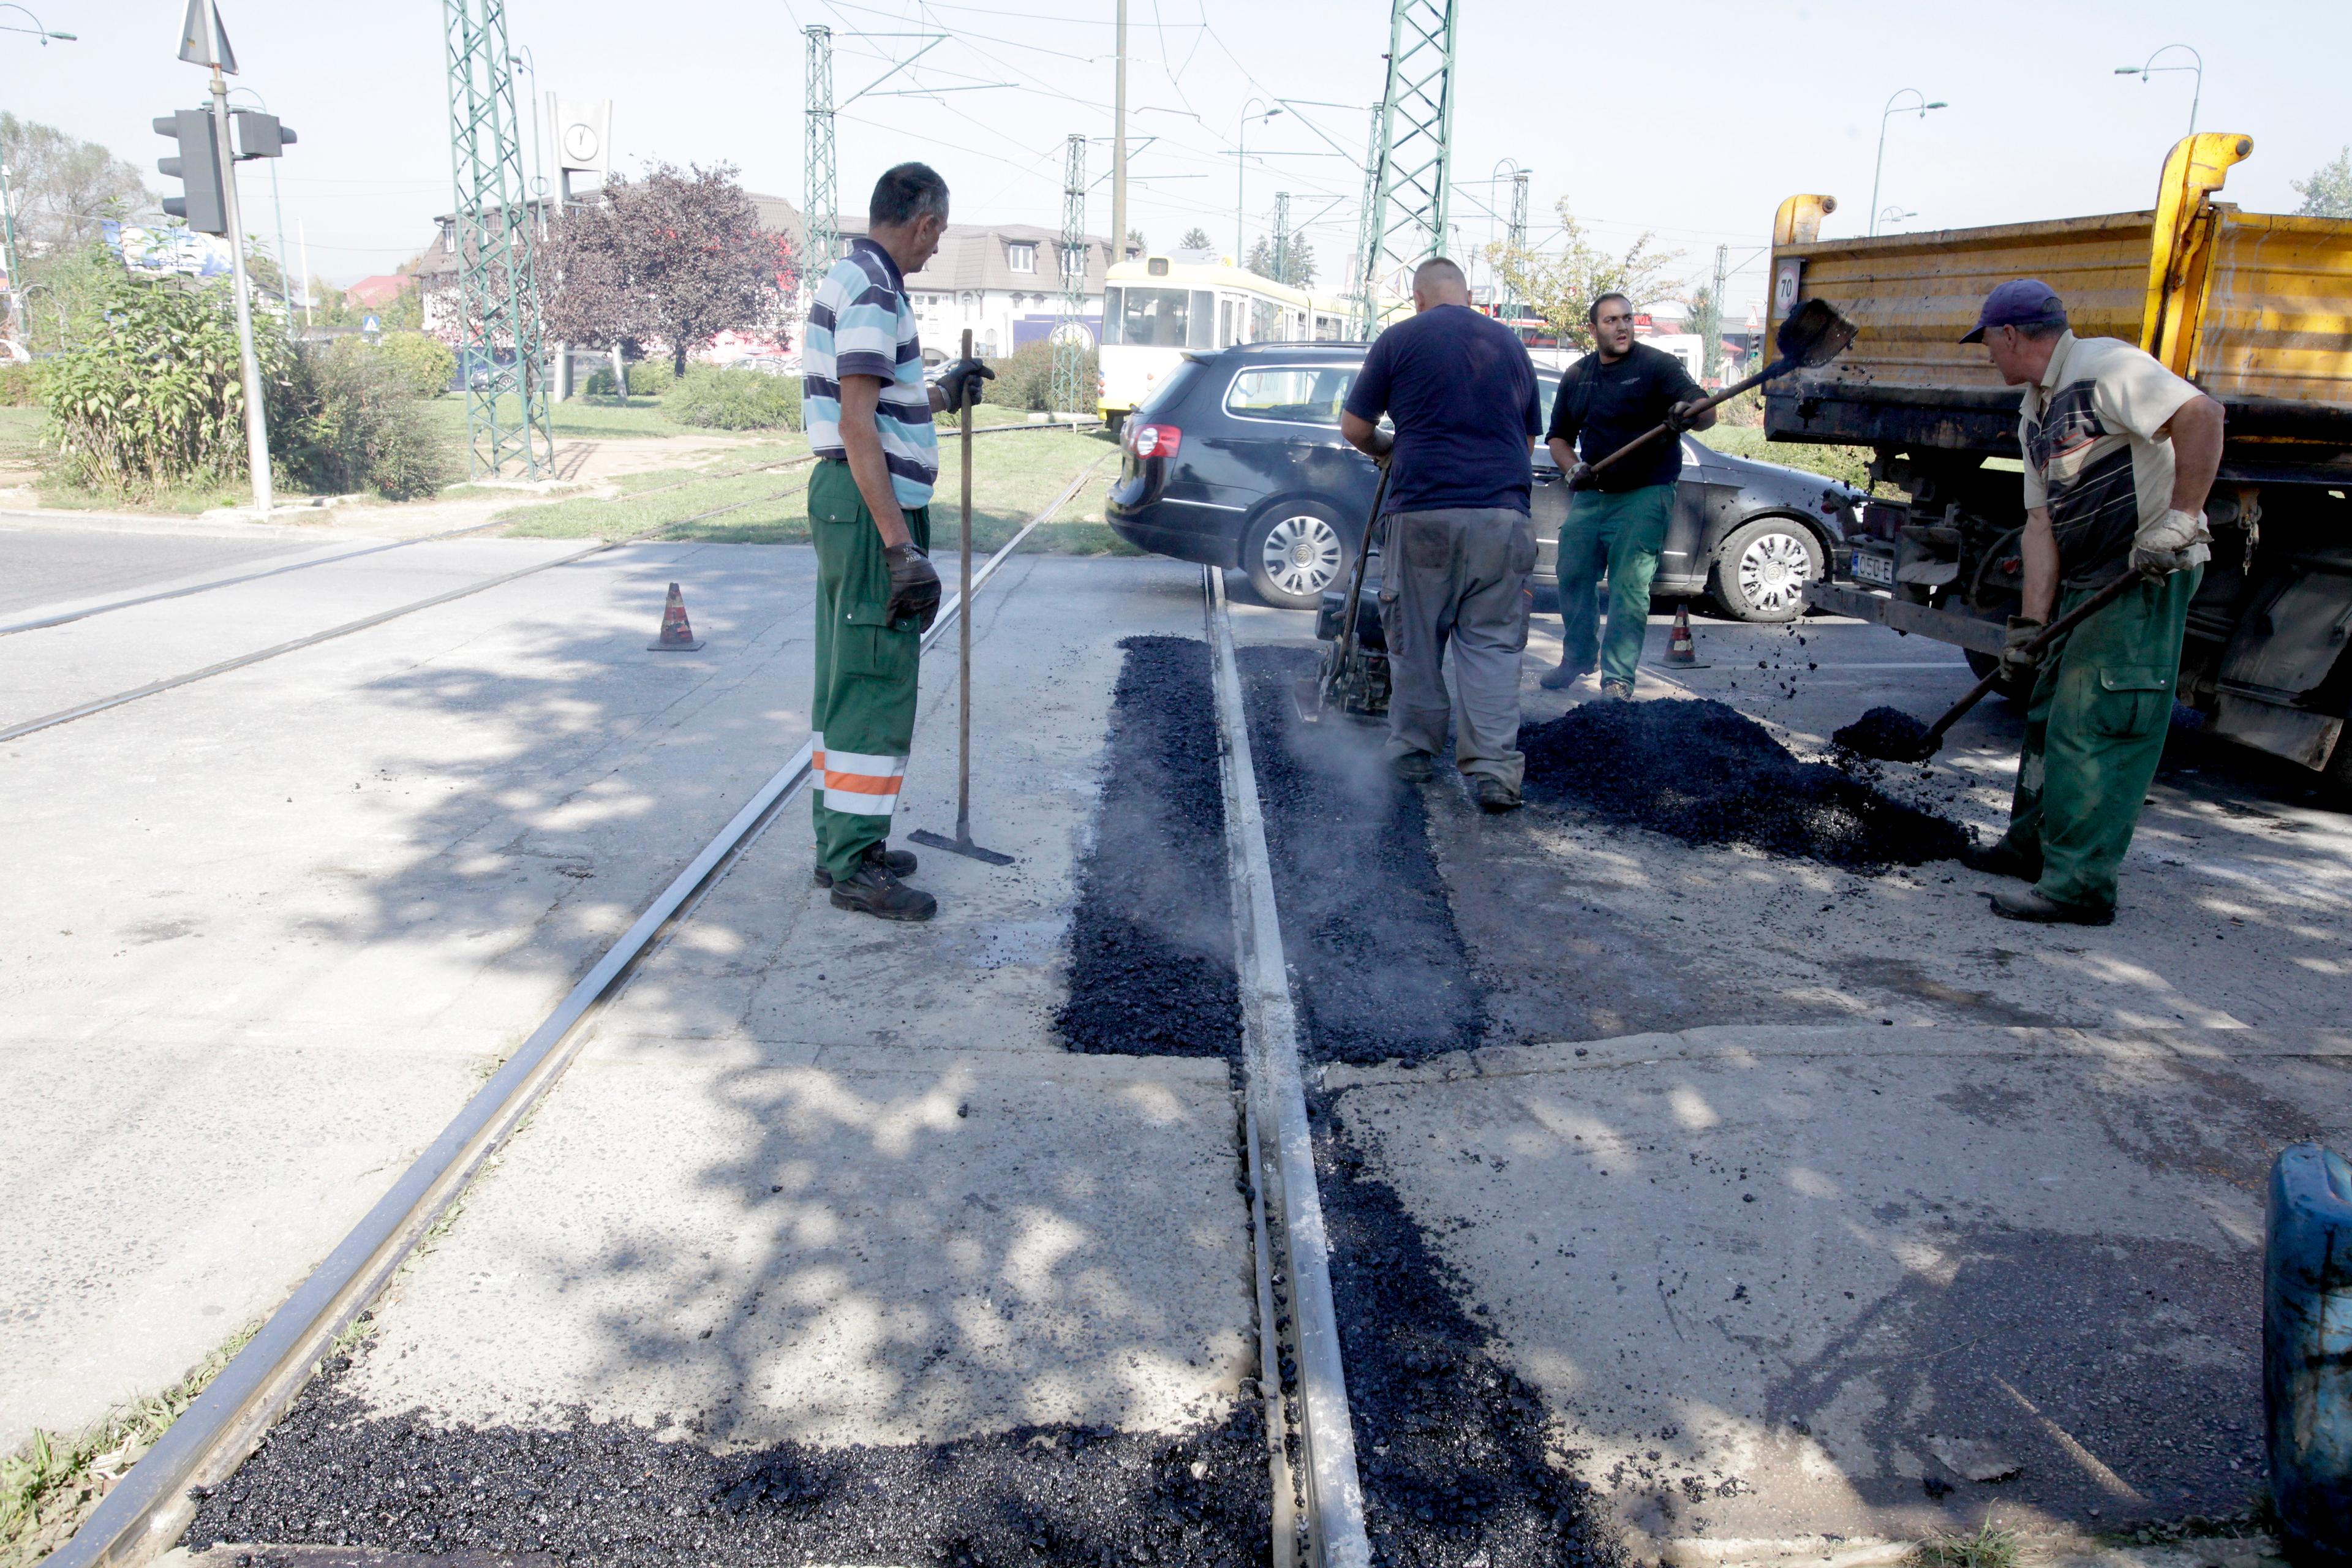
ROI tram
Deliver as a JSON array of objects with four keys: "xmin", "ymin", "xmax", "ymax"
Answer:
[{"xmin": 1098, "ymin": 254, "xmax": 1357, "ymax": 431}]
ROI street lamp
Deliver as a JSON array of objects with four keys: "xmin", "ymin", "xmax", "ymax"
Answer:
[
  {"xmin": 1869, "ymin": 88, "xmax": 1947, "ymax": 237},
  {"xmin": 1878, "ymin": 206, "xmax": 1915, "ymax": 230},
  {"xmin": 507, "ymin": 45, "xmax": 548, "ymax": 236},
  {"xmin": 0, "ymin": 4, "xmax": 76, "ymax": 339},
  {"xmin": 1236, "ymin": 97, "xmax": 1281, "ymax": 265},
  {"xmin": 2115, "ymin": 44, "xmax": 2203, "ymax": 137},
  {"xmin": 227, "ymin": 86, "xmax": 294, "ymax": 334}
]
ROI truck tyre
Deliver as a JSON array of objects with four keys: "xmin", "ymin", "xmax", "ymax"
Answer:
[
  {"xmin": 1963, "ymin": 649, "xmax": 2035, "ymax": 704},
  {"xmin": 1244, "ymin": 500, "xmax": 1352, "ymax": 612},
  {"xmin": 1710, "ymin": 516, "xmax": 1825, "ymax": 622}
]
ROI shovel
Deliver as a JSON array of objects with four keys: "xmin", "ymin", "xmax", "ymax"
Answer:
[
  {"xmin": 1292, "ymin": 466, "xmax": 1392, "ymax": 722},
  {"xmin": 1834, "ymin": 568, "xmax": 2147, "ymax": 763},
  {"xmin": 1580, "ymin": 298, "xmax": 1859, "ymax": 483}
]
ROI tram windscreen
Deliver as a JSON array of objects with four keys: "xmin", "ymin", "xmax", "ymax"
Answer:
[{"xmin": 1113, "ymin": 287, "xmax": 1192, "ymax": 347}]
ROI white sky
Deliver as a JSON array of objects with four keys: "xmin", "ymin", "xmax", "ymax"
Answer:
[{"xmin": 9, "ymin": 0, "xmax": 2349, "ymax": 312}]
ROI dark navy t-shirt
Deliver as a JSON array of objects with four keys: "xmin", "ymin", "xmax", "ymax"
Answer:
[{"xmin": 1343, "ymin": 304, "xmax": 1541, "ymax": 515}]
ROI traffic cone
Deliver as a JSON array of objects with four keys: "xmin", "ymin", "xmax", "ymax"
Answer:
[
  {"xmin": 1664, "ymin": 601, "xmax": 1706, "ymax": 668},
  {"xmin": 647, "ymin": 582, "xmax": 706, "ymax": 651}
]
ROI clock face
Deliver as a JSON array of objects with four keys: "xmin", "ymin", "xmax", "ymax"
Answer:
[{"xmin": 562, "ymin": 123, "xmax": 601, "ymax": 163}]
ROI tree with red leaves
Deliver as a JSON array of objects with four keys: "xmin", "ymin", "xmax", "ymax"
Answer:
[{"xmin": 544, "ymin": 162, "xmax": 797, "ymax": 376}]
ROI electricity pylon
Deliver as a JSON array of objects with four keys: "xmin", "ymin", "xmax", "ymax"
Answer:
[
  {"xmin": 1052, "ymin": 133, "xmax": 1088, "ymax": 415},
  {"xmin": 804, "ymin": 26, "xmax": 838, "ymax": 281},
  {"xmin": 1357, "ymin": 0, "xmax": 1457, "ymax": 338},
  {"xmin": 1271, "ymin": 190, "xmax": 1290, "ymax": 286},
  {"xmin": 442, "ymin": 0, "xmax": 552, "ymax": 479}
]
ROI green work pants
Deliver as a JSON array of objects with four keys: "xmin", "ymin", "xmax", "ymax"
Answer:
[
  {"xmin": 1557, "ymin": 483, "xmax": 1670, "ymax": 688},
  {"xmin": 1994, "ymin": 565, "xmax": 2201, "ymax": 913},
  {"xmin": 809, "ymin": 459, "xmax": 930, "ymax": 882}
]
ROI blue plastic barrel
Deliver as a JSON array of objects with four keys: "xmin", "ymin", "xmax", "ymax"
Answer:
[{"xmin": 2267, "ymin": 1142, "xmax": 2352, "ymax": 1564}]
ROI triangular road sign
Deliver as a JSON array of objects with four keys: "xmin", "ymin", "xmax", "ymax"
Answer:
[{"xmin": 176, "ymin": 0, "xmax": 238, "ymax": 74}]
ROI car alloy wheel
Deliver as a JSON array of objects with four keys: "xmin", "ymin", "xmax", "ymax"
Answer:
[
  {"xmin": 1714, "ymin": 518, "xmax": 1824, "ymax": 622},
  {"xmin": 1258, "ymin": 512, "xmax": 1343, "ymax": 601}
]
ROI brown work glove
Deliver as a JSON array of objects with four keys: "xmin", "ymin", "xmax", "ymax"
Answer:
[
  {"xmin": 1665, "ymin": 400, "xmax": 1701, "ymax": 433},
  {"xmin": 885, "ymin": 542, "xmax": 941, "ymax": 632},
  {"xmin": 1566, "ymin": 461, "xmax": 1596, "ymax": 491},
  {"xmin": 1999, "ymin": 615, "xmax": 2045, "ymax": 680}
]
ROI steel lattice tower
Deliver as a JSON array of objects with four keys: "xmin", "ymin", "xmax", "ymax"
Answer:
[
  {"xmin": 1348, "ymin": 107, "xmax": 1381, "ymax": 337},
  {"xmin": 1502, "ymin": 170, "xmax": 1528, "ymax": 316},
  {"xmin": 1052, "ymin": 134, "xmax": 1087, "ymax": 415},
  {"xmin": 804, "ymin": 27, "xmax": 839, "ymax": 280},
  {"xmin": 442, "ymin": 0, "xmax": 552, "ymax": 480},
  {"xmin": 1357, "ymin": 0, "xmax": 1458, "ymax": 337},
  {"xmin": 1271, "ymin": 190, "xmax": 1290, "ymax": 286}
]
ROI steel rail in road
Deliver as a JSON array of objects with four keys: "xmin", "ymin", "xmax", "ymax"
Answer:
[
  {"xmin": 40, "ymin": 453, "xmax": 1109, "ymax": 1568},
  {"xmin": 1203, "ymin": 565, "xmax": 1373, "ymax": 1568},
  {"xmin": 0, "ymin": 474, "xmax": 829, "ymax": 745},
  {"xmin": 0, "ymin": 419, "xmax": 1098, "ymax": 641}
]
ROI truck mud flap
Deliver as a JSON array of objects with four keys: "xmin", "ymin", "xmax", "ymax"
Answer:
[{"xmin": 1802, "ymin": 580, "xmax": 2007, "ymax": 655}]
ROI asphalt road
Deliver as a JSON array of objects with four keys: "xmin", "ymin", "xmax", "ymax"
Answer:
[{"xmin": 0, "ymin": 518, "xmax": 320, "ymax": 617}]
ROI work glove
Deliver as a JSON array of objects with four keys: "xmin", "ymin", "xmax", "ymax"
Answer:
[
  {"xmin": 884, "ymin": 541, "xmax": 942, "ymax": 632},
  {"xmin": 1665, "ymin": 399, "xmax": 1701, "ymax": 433},
  {"xmin": 2132, "ymin": 507, "xmax": 2211, "ymax": 579},
  {"xmin": 1999, "ymin": 615, "xmax": 2045, "ymax": 680},
  {"xmin": 1566, "ymin": 461, "xmax": 1596, "ymax": 491},
  {"xmin": 935, "ymin": 357, "xmax": 995, "ymax": 412}
]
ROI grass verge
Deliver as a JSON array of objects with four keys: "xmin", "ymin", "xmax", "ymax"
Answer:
[{"xmin": 1, "ymin": 1322, "xmax": 261, "ymax": 1568}]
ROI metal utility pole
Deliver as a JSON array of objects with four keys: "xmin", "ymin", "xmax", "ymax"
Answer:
[
  {"xmin": 1271, "ymin": 190, "xmax": 1289, "ymax": 285},
  {"xmin": 228, "ymin": 87, "xmax": 291, "ymax": 333},
  {"xmin": 1236, "ymin": 97, "xmax": 1280, "ymax": 265},
  {"xmin": 1502, "ymin": 168, "xmax": 1527, "ymax": 315},
  {"xmin": 1349, "ymin": 106, "xmax": 1379, "ymax": 337},
  {"xmin": 805, "ymin": 25, "xmax": 839, "ymax": 279},
  {"xmin": 1110, "ymin": 0, "xmax": 1127, "ymax": 264},
  {"xmin": 1706, "ymin": 243, "xmax": 1727, "ymax": 380},
  {"xmin": 175, "ymin": 1, "xmax": 273, "ymax": 516},
  {"xmin": 1052, "ymin": 133, "xmax": 1087, "ymax": 416},
  {"xmin": 442, "ymin": 0, "xmax": 553, "ymax": 479},
  {"xmin": 1869, "ymin": 88, "xmax": 1946, "ymax": 236},
  {"xmin": 1359, "ymin": 0, "xmax": 1458, "ymax": 338}
]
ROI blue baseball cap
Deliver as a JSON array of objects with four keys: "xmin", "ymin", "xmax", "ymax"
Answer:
[{"xmin": 1961, "ymin": 279, "xmax": 2068, "ymax": 344}]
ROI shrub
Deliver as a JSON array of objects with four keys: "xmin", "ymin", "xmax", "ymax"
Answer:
[
  {"xmin": 368, "ymin": 331, "xmax": 455, "ymax": 399},
  {"xmin": 0, "ymin": 362, "xmax": 38, "ymax": 406},
  {"xmin": 280, "ymin": 344, "xmax": 456, "ymax": 500},
  {"xmin": 625, "ymin": 357, "xmax": 676, "ymax": 395},
  {"xmin": 981, "ymin": 336, "xmax": 1099, "ymax": 413},
  {"xmin": 660, "ymin": 364, "xmax": 799, "ymax": 430}
]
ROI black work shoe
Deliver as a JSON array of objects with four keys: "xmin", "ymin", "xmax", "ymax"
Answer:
[
  {"xmin": 829, "ymin": 862, "xmax": 938, "ymax": 921},
  {"xmin": 1989, "ymin": 886, "xmax": 2113, "ymax": 926},
  {"xmin": 1468, "ymin": 774, "xmax": 1521, "ymax": 813},
  {"xmin": 1961, "ymin": 840, "xmax": 2040, "ymax": 882},
  {"xmin": 1599, "ymin": 679, "xmax": 1634, "ymax": 701},
  {"xmin": 1391, "ymin": 750, "xmax": 1436, "ymax": 784},
  {"xmin": 813, "ymin": 843, "xmax": 919, "ymax": 888},
  {"xmin": 1538, "ymin": 660, "xmax": 1593, "ymax": 691}
]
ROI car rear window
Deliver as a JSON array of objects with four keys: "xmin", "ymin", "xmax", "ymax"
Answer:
[
  {"xmin": 1223, "ymin": 366, "xmax": 1356, "ymax": 427},
  {"xmin": 1134, "ymin": 357, "xmax": 1206, "ymax": 421}
]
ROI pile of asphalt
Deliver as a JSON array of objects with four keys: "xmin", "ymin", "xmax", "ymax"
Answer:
[
  {"xmin": 1520, "ymin": 698, "xmax": 1969, "ymax": 870},
  {"xmin": 183, "ymin": 1365, "xmax": 1273, "ymax": 1567},
  {"xmin": 1831, "ymin": 704, "xmax": 1936, "ymax": 761},
  {"xmin": 1316, "ymin": 1106, "xmax": 1623, "ymax": 1568},
  {"xmin": 1237, "ymin": 646, "xmax": 1484, "ymax": 1066},
  {"xmin": 1055, "ymin": 635, "xmax": 1240, "ymax": 1058}
]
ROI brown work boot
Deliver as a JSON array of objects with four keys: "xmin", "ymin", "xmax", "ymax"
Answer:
[
  {"xmin": 813, "ymin": 842, "xmax": 919, "ymax": 888},
  {"xmin": 1468, "ymin": 774, "xmax": 1521, "ymax": 813},
  {"xmin": 829, "ymin": 859, "xmax": 938, "ymax": 922},
  {"xmin": 1961, "ymin": 840, "xmax": 2040, "ymax": 882},
  {"xmin": 1988, "ymin": 886, "xmax": 2113, "ymax": 926},
  {"xmin": 1390, "ymin": 750, "xmax": 1436, "ymax": 784},
  {"xmin": 1538, "ymin": 658, "xmax": 1593, "ymax": 691},
  {"xmin": 1599, "ymin": 678, "xmax": 1634, "ymax": 701}
]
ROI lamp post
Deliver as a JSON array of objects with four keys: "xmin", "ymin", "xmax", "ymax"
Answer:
[
  {"xmin": 2115, "ymin": 45, "xmax": 2203, "ymax": 137},
  {"xmin": 227, "ymin": 86, "xmax": 293, "ymax": 333},
  {"xmin": 1236, "ymin": 97, "xmax": 1281, "ymax": 265},
  {"xmin": 507, "ymin": 44, "xmax": 548, "ymax": 236},
  {"xmin": 1878, "ymin": 206, "xmax": 1915, "ymax": 230},
  {"xmin": 1870, "ymin": 88, "xmax": 1947, "ymax": 236},
  {"xmin": 0, "ymin": 4, "xmax": 77, "ymax": 342}
]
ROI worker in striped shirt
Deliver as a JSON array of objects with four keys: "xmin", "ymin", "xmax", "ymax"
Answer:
[{"xmin": 804, "ymin": 162, "xmax": 992, "ymax": 921}]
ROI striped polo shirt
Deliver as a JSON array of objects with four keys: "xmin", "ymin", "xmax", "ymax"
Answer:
[{"xmin": 803, "ymin": 238, "xmax": 938, "ymax": 510}]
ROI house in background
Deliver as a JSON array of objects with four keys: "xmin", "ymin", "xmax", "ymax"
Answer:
[{"xmin": 342, "ymin": 274, "xmax": 417, "ymax": 312}]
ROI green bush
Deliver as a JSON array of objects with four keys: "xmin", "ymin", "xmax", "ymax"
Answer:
[
  {"xmin": 660, "ymin": 364, "xmax": 799, "ymax": 430},
  {"xmin": 280, "ymin": 343, "xmax": 456, "ymax": 500},
  {"xmin": 584, "ymin": 358, "xmax": 675, "ymax": 398},
  {"xmin": 981, "ymin": 336, "xmax": 1099, "ymax": 413},
  {"xmin": 366, "ymin": 331, "xmax": 455, "ymax": 399},
  {"xmin": 39, "ymin": 271, "xmax": 290, "ymax": 496},
  {"xmin": 0, "ymin": 363, "xmax": 38, "ymax": 406}
]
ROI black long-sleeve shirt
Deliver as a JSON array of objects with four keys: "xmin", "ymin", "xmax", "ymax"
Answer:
[{"xmin": 1545, "ymin": 342, "xmax": 1703, "ymax": 492}]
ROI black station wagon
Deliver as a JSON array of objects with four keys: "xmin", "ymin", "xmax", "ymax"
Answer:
[{"xmin": 1106, "ymin": 341, "xmax": 1865, "ymax": 619}]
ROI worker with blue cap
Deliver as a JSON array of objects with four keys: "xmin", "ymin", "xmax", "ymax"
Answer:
[{"xmin": 1960, "ymin": 278, "xmax": 2225, "ymax": 924}]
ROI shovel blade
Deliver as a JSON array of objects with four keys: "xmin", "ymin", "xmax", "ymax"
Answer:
[
  {"xmin": 1292, "ymin": 676, "xmax": 1327, "ymax": 723},
  {"xmin": 1775, "ymin": 297, "xmax": 1859, "ymax": 369},
  {"xmin": 908, "ymin": 827, "xmax": 1016, "ymax": 866}
]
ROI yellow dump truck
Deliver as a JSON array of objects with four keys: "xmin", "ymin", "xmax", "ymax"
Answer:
[{"xmin": 1770, "ymin": 132, "xmax": 2352, "ymax": 780}]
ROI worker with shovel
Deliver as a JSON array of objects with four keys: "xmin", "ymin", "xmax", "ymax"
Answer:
[
  {"xmin": 1338, "ymin": 257, "xmax": 1545, "ymax": 811},
  {"xmin": 802, "ymin": 162, "xmax": 992, "ymax": 921},
  {"xmin": 1960, "ymin": 279, "xmax": 2224, "ymax": 925},
  {"xmin": 1538, "ymin": 293, "xmax": 1714, "ymax": 699}
]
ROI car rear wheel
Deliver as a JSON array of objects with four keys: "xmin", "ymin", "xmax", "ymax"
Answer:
[
  {"xmin": 1245, "ymin": 503, "xmax": 1350, "ymax": 611},
  {"xmin": 1710, "ymin": 516, "xmax": 1824, "ymax": 622}
]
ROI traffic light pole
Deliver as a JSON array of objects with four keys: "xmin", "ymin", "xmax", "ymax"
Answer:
[{"xmin": 208, "ymin": 62, "xmax": 271, "ymax": 516}]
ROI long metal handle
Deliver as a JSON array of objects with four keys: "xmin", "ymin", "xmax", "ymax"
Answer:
[
  {"xmin": 1918, "ymin": 568, "xmax": 2144, "ymax": 746},
  {"xmin": 957, "ymin": 328, "xmax": 976, "ymax": 842},
  {"xmin": 1321, "ymin": 466, "xmax": 1392, "ymax": 704},
  {"xmin": 1583, "ymin": 353, "xmax": 1791, "ymax": 481}
]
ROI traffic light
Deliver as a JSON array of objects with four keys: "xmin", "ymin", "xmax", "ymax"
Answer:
[
  {"xmin": 232, "ymin": 110, "xmax": 296, "ymax": 160},
  {"xmin": 154, "ymin": 108, "xmax": 226, "ymax": 235}
]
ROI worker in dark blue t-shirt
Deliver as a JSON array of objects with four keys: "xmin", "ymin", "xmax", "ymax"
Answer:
[
  {"xmin": 1339, "ymin": 257, "xmax": 1544, "ymax": 812},
  {"xmin": 1539, "ymin": 292, "xmax": 1713, "ymax": 698}
]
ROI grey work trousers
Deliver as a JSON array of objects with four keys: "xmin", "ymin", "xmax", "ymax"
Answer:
[{"xmin": 1376, "ymin": 506, "xmax": 1537, "ymax": 792}]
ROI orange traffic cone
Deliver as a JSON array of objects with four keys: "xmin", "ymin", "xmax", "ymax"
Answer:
[
  {"xmin": 1664, "ymin": 601, "xmax": 1706, "ymax": 668},
  {"xmin": 647, "ymin": 582, "xmax": 706, "ymax": 651}
]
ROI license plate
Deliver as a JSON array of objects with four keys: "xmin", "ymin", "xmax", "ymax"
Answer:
[{"xmin": 1851, "ymin": 550, "xmax": 1894, "ymax": 587}]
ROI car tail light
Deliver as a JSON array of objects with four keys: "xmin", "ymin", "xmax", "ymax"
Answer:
[{"xmin": 1128, "ymin": 422, "xmax": 1182, "ymax": 459}]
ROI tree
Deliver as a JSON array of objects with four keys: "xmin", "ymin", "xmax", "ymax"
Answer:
[
  {"xmin": 0, "ymin": 114, "xmax": 153, "ymax": 263},
  {"xmin": 1126, "ymin": 227, "xmax": 1147, "ymax": 257},
  {"xmin": 1178, "ymin": 226, "xmax": 1212, "ymax": 252},
  {"xmin": 1689, "ymin": 284, "xmax": 1721, "ymax": 379},
  {"xmin": 2293, "ymin": 148, "xmax": 2352, "ymax": 219},
  {"xmin": 543, "ymin": 162, "xmax": 796, "ymax": 375},
  {"xmin": 1485, "ymin": 198, "xmax": 1685, "ymax": 353},
  {"xmin": 1245, "ymin": 233, "xmax": 1318, "ymax": 289}
]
